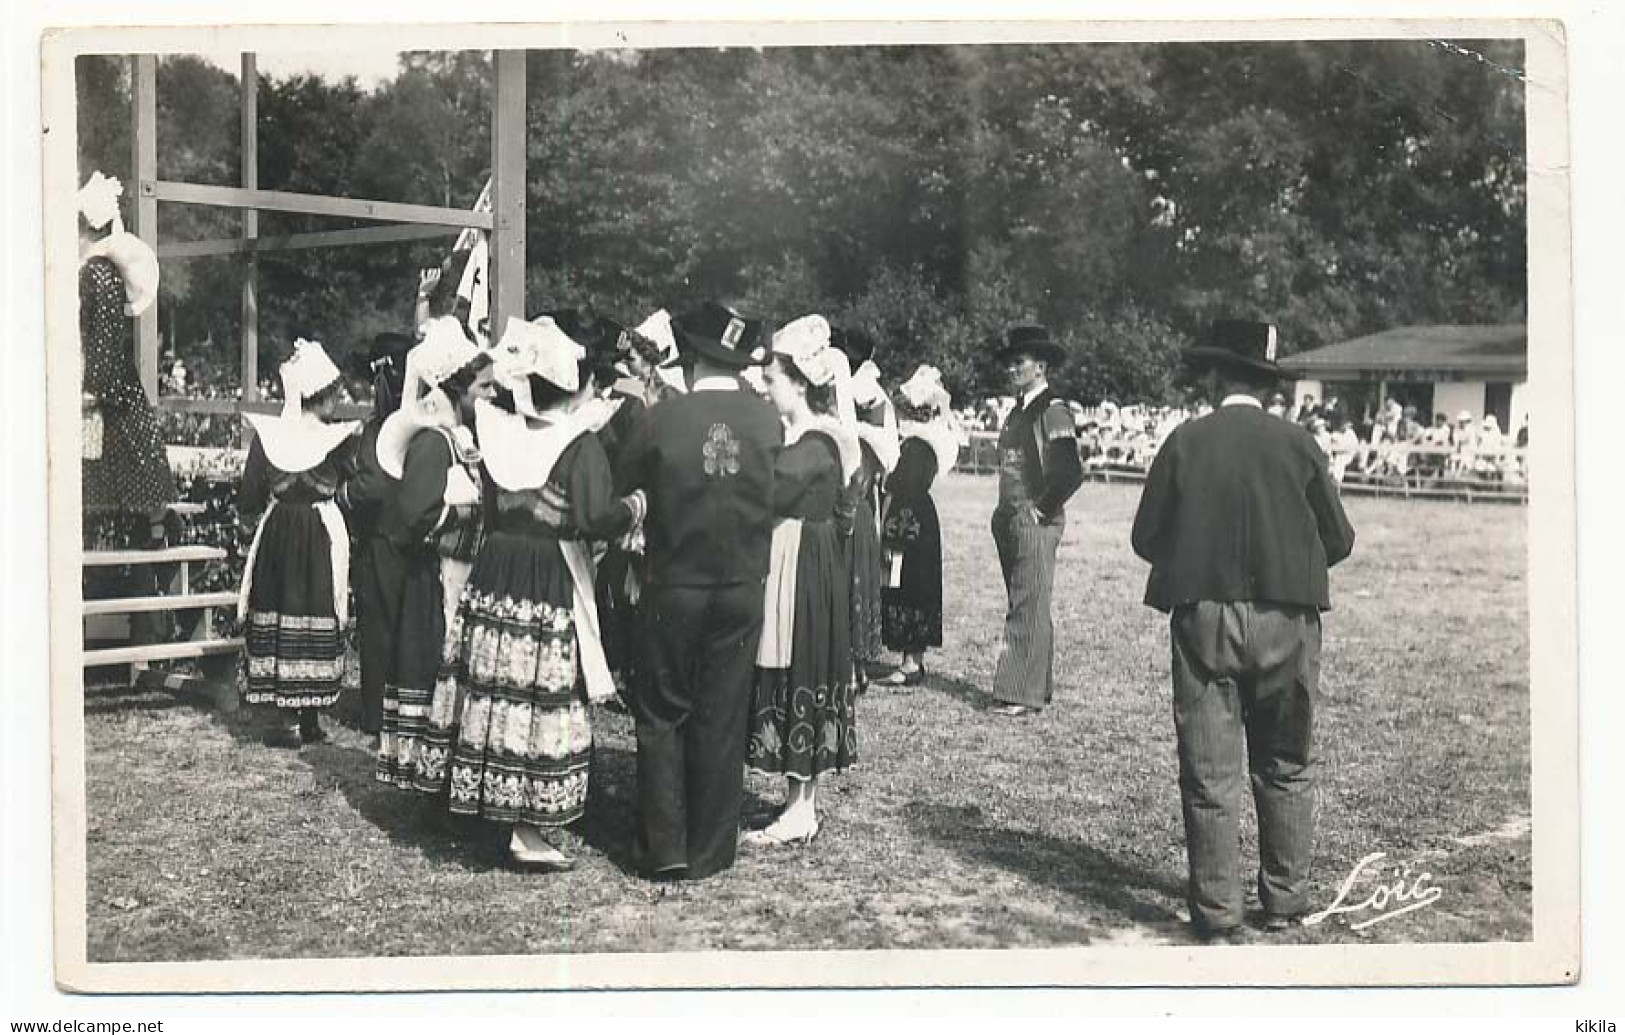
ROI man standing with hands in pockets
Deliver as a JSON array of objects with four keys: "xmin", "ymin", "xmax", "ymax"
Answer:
[
  {"xmin": 987, "ymin": 325, "xmax": 1085, "ymax": 717},
  {"xmin": 1131, "ymin": 319, "xmax": 1356, "ymax": 944}
]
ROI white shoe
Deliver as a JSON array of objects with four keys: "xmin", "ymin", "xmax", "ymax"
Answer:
[
  {"xmin": 509, "ymin": 827, "xmax": 574, "ymax": 870},
  {"xmin": 741, "ymin": 816, "xmax": 820, "ymax": 847}
]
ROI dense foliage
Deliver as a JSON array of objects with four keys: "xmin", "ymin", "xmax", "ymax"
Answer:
[{"xmin": 76, "ymin": 41, "xmax": 1526, "ymax": 404}]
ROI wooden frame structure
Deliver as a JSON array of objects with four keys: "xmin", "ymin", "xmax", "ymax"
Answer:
[{"xmin": 128, "ymin": 50, "xmax": 528, "ymax": 412}]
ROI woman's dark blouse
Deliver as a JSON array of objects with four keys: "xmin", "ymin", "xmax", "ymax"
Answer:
[
  {"xmin": 887, "ymin": 437, "xmax": 940, "ymax": 499},
  {"xmin": 772, "ymin": 430, "xmax": 850, "ymax": 532},
  {"xmin": 490, "ymin": 432, "xmax": 635, "ymax": 543},
  {"xmin": 239, "ymin": 433, "xmax": 360, "ymax": 521}
]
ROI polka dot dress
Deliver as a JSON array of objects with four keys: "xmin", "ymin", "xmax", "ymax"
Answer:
[{"xmin": 81, "ymin": 256, "xmax": 177, "ymax": 525}]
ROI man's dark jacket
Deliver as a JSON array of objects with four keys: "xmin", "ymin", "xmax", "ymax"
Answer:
[{"xmin": 1131, "ymin": 402, "xmax": 1356, "ymax": 613}]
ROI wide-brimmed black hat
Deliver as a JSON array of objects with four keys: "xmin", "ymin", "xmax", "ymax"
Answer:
[
  {"xmin": 1183, "ymin": 319, "xmax": 1284, "ymax": 380},
  {"xmin": 539, "ymin": 308, "xmax": 608, "ymax": 352},
  {"xmin": 832, "ymin": 326, "xmax": 877, "ymax": 369},
  {"xmin": 346, "ymin": 330, "xmax": 415, "ymax": 380},
  {"xmin": 996, "ymin": 324, "xmax": 1067, "ymax": 366},
  {"xmin": 671, "ymin": 301, "xmax": 767, "ymax": 369}
]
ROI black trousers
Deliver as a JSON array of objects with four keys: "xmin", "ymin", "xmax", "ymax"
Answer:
[{"xmin": 633, "ymin": 581, "xmax": 764, "ymax": 879}]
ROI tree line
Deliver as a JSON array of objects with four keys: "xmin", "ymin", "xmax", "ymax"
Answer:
[{"xmin": 75, "ymin": 41, "xmax": 1527, "ymax": 403}]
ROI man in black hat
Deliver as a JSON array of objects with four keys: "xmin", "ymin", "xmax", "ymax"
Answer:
[
  {"xmin": 615, "ymin": 301, "xmax": 783, "ymax": 880},
  {"xmin": 988, "ymin": 325, "xmax": 1084, "ymax": 716},
  {"xmin": 1131, "ymin": 319, "xmax": 1356, "ymax": 943}
]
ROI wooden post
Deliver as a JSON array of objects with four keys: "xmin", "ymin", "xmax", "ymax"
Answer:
[
  {"xmin": 241, "ymin": 54, "xmax": 259, "ymax": 410},
  {"xmin": 490, "ymin": 50, "xmax": 527, "ymax": 335},
  {"xmin": 131, "ymin": 55, "xmax": 159, "ymax": 403}
]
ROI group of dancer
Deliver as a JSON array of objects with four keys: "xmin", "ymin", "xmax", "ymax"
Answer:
[
  {"xmin": 80, "ymin": 164, "xmax": 1356, "ymax": 937},
  {"xmin": 232, "ymin": 276, "xmax": 963, "ymax": 875}
]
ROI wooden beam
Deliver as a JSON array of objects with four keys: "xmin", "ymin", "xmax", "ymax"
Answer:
[
  {"xmin": 143, "ymin": 180, "xmax": 494, "ymax": 229},
  {"xmin": 158, "ymin": 222, "xmax": 460, "ymax": 260},
  {"xmin": 157, "ymin": 396, "xmax": 371, "ymax": 420},
  {"xmin": 490, "ymin": 50, "xmax": 527, "ymax": 333},
  {"xmin": 131, "ymin": 55, "xmax": 159, "ymax": 403},
  {"xmin": 241, "ymin": 53, "xmax": 260, "ymax": 419}
]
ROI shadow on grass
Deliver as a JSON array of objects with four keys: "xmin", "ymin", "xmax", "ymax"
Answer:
[
  {"xmin": 576, "ymin": 742, "xmax": 641, "ymax": 875},
  {"xmin": 575, "ymin": 741, "xmax": 780, "ymax": 878},
  {"xmin": 300, "ymin": 741, "xmax": 511, "ymax": 872},
  {"xmin": 904, "ymin": 801, "xmax": 1185, "ymax": 931},
  {"xmin": 924, "ymin": 671, "xmax": 1001, "ymax": 713}
]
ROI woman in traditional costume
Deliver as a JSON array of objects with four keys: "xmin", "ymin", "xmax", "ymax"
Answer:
[
  {"xmin": 878, "ymin": 365, "xmax": 959, "ymax": 686},
  {"xmin": 744, "ymin": 315, "xmax": 861, "ymax": 847},
  {"xmin": 337, "ymin": 331, "xmax": 415, "ymax": 737},
  {"xmin": 416, "ymin": 316, "xmax": 645, "ymax": 870},
  {"xmin": 238, "ymin": 339, "xmax": 362, "ymax": 745},
  {"xmin": 78, "ymin": 171, "xmax": 176, "ymax": 551},
  {"xmin": 370, "ymin": 317, "xmax": 495, "ymax": 788},
  {"xmin": 569, "ymin": 311, "xmax": 663, "ymax": 707},
  {"xmin": 835, "ymin": 330, "xmax": 898, "ymax": 691}
]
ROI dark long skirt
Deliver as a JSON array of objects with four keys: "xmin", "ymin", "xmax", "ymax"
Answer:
[
  {"xmin": 596, "ymin": 543, "xmax": 641, "ymax": 700},
  {"xmin": 748, "ymin": 519, "xmax": 858, "ymax": 781},
  {"xmin": 848, "ymin": 498, "xmax": 885, "ymax": 674},
  {"xmin": 881, "ymin": 492, "xmax": 943, "ymax": 651},
  {"xmin": 375, "ymin": 544, "xmax": 447, "ymax": 787},
  {"xmin": 243, "ymin": 503, "xmax": 344, "ymax": 710}
]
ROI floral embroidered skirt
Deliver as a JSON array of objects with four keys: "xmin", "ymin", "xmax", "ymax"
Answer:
[
  {"xmin": 881, "ymin": 491, "xmax": 943, "ymax": 652},
  {"xmin": 749, "ymin": 519, "xmax": 858, "ymax": 781},
  {"xmin": 848, "ymin": 498, "xmax": 885, "ymax": 672},
  {"xmin": 412, "ymin": 531, "xmax": 591, "ymax": 828},
  {"xmin": 243, "ymin": 503, "xmax": 345, "ymax": 710}
]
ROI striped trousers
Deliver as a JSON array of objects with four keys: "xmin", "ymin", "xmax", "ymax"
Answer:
[
  {"xmin": 990, "ymin": 504, "xmax": 1064, "ymax": 708},
  {"xmin": 1170, "ymin": 600, "xmax": 1321, "ymax": 932}
]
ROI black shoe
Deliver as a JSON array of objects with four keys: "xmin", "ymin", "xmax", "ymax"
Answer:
[
  {"xmin": 1195, "ymin": 925, "xmax": 1249, "ymax": 946},
  {"xmin": 298, "ymin": 714, "xmax": 327, "ymax": 745},
  {"xmin": 989, "ymin": 703, "xmax": 1038, "ymax": 717}
]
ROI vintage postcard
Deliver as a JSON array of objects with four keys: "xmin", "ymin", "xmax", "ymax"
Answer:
[{"xmin": 40, "ymin": 17, "xmax": 1576, "ymax": 993}]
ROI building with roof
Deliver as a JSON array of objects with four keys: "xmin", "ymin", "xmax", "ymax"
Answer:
[{"xmin": 1279, "ymin": 324, "xmax": 1527, "ymax": 433}]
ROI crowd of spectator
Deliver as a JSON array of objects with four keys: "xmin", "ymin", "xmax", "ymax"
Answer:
[{"xmin": 961, "ymin": 391, "xmax": 1529, "ymax": 488}]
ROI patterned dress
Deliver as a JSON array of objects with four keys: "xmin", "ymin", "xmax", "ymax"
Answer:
[
  {"xmin": 415, "ymin": 433, "xmax": 634, "ymax": 828},
  {"xmin": 80, "ymin": 256, "xmax": 176, "ymax": 544},
  {"xmin": 881, "ymin": 437, "xmax": 943, "ymax": 651},
  {"xmin": 747, "ymin": 430, "xmax": 859, "ymax": 781},
  {"xmin": 375, "ymin": 426, "xmax": 487, "ymax": 788},
  {"xmin": 239, "ymin": 434, "xmax": 360, "ymax": 711}
]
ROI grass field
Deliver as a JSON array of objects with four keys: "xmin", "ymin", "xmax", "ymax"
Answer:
[{"xmin": 83, "ymin": 474, "xmax": 1531, "ymax": 961}]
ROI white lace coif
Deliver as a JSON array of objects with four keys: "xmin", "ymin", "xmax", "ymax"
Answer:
[{"xmin": 771, "ymin": 314, "xmax": 836, "ymax": 386}]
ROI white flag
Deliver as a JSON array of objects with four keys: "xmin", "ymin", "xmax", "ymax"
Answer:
[
  {"xmin": 454, "ymin": 178, "xmax": 493, "ymax": 254},
  {"xmin": 456, "ymin": 235, "xmax": 490, "ymax": 348}
]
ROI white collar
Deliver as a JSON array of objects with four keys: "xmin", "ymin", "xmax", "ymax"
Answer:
[
  {"xmin": 1221, "ymin": 394, "xmax": 1265, "ymax": 409},
  {"xmin": 245, "ymin": 412, "xmax": 359, "ymax": 474},
  {"xmin": 1022, "ymin": 382, "xmax": 1049, "ymax": 410},
  {"xmin": 692, "ymin": 376, "xmax": 739, "ymax": 393},
  {"xmin": 474, "ymin": 399, "xmax": 589, "ymax": 492}
]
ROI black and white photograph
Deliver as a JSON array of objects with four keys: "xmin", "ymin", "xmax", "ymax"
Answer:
[{"xmin": 35, "ymin": 17, "xmax": 1577, "ymax": 993}]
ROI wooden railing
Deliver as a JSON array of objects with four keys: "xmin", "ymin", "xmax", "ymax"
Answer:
[{"xmin": 82, "ymin": 544, "xmax": 244, "ymax": 684}]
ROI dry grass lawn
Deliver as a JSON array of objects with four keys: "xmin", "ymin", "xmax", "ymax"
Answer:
[{"xmin": 84, "ymin": 474, "xmax": 1530, "ymax": 960}]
